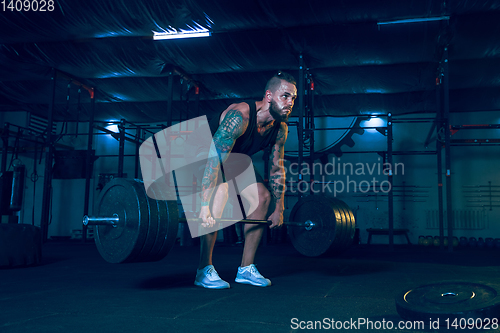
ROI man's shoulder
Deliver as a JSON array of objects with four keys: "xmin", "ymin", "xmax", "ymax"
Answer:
[
  {"xmin": 219, "ymin": 102, "xmax": 252, "ymax": 125},
  {"xmin": 217, "ymin": 102, "xmax": 252, "ymax": 129},
  {"xmin": 227, "ymin": 101, "xmax": 252, "ymax": 117}
]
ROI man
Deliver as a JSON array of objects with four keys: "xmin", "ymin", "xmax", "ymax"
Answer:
[{"xmin": 195, "ymin": 72, "xmax": 297, "ymax": 289}]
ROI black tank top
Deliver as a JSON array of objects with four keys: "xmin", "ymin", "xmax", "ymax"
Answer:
[{"xmin": 209, "ymin": 101, "xmax": 281, "ymax": 156}]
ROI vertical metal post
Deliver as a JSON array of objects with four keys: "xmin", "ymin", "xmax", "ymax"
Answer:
[
  {"xmin": 488, "ymin": 181, "xmax": 492, "ymax": 211},
  {"xmin": 443, "ymin": 46, "xmax": 453, "ymax": 253},
  {"xmin": 297, "ymin": 54, "xmax": 305, "ymax": 197},
  {"xmin": 436, "ymin": 70, "xmax": 445, "ymax": 250},
  {"xmin": 195, "ymin": 86, "xmax": 200, "ymax": 118},
  {"xmin": 83, "ymin": 88, "xmax": 95, "ymax": 242},
  {"xmin": 1, "ymin": 123, "xmax": 9, "ymax": 173},
  {"xmin": 180, "ymin": 79, "xmax": 185, "ymax": 124},
  {"xmin": 308, "ymin": 74, "xmax": 315, "ymax": 195},
  {"xmin": 40, "ymin": 68, "xmax": 57, "ymax": 242},
  {"xmin": 118, "ymin": 119, "xmax": 125, "ymax": 178},
  {"xmin": 134, "ymin": 128, "xmax": 141, "ymax": 179},
  {"xmin": 167, "ymin": 72, "xmax": 174, "ymax": 128},
  {"xmin": 165, "ymin": 72, "xmax": 174, "ymax": 188},
  {"xmin": 387, "ymin": 113, "xmax": 394, "ymax": 250}
]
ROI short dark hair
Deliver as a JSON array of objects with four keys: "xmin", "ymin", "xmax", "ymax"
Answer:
[{"xmin": 265, "ymin": 71, "xmax": 296, "ymax": 94}]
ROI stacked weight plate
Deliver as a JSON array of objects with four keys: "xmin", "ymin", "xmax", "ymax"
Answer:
[
  {"xmin": 94, "ymin": 178, "xmax": 178, "ymax": 263},
  {"xmin": 288, "ymin": 195, "xmax": 356, "ymax": 257}
]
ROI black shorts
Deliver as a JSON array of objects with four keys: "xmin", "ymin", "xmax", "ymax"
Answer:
[{"xmin": 183, "ymin": 152, "xmax": 264, "ymax": 193}]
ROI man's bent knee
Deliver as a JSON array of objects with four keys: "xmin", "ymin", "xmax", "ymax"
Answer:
[
  {"xmin": 239, "ymin": 183, "xmax": 271, "ymax": 217},
  {"xmin": 259, "ymin": 187, "xmax": 271, "ymax": 210}
]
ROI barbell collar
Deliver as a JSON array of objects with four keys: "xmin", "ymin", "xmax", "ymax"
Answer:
[{"xmin": 83, "ymin": 214, "xmax": 119, "ymax": 227}]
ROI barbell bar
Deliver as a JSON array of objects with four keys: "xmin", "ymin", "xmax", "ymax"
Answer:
[
  {"xmin": 83, "ymin": 215, "xmax": 316, "ymax": 231},
  {"xmin": 84, "ymin": 178, "xmax": 356, "ymax": 263}
]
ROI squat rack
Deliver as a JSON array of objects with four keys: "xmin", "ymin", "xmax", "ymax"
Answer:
[
  {"xmin": 287, "ymin": 54, "xmax": 441, "ymax": 251},
  {"xmin": 289, "ymin": 41, "xmax": 498, "ymax": 252}
]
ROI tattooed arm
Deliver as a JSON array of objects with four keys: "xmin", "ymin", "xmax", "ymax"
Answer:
[
  {"xmin": 199, "ymin": 105, "xmax": 249, "ymax": 226},
  {"xmin": 267, "ymin": 123, "xmax": 288, "ymax": 228}
]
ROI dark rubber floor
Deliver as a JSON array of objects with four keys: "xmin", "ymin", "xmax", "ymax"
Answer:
[{"xmin": 1, "ymin": 241, "xmax": 499, "ymax": 333}]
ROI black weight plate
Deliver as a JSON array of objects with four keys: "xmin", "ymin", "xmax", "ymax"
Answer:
[
  {"xmin": 328, "ymin": 200, "xmax": 347, "ymax": 253},
  {"xmin": 150, "ymin": 199, "xmax": 179, "ymax": 261},
  {"xmin": 334, "ymin": 199, "xmax": 356, "ymax": 250},
  {"xmin": 340, "ymin": 201, "xmax": 356, "ymax": 248},
  {"xmin": 143, "ymin": 176, "xmax": 179, "ymax": 261},
  {"xmin": 329, "ymin": 200, "xmax": 349, "ymax": 253},
  {"xmin": 288, "ymin": 195, "xmax": 338, "ymax": 257},
  {"xmin": 94, "ymin": 179, "xmax": 150, "ymax": 263},
  {"xmin": 396, "ymin": 281, "xmax": 500, "ymax": 322},
  {"xmin": 141, "ymin": 183, "xmax": 170, "ymax": 261},
  {"xmin": 132, "ymin": 182, "xmax": 159, "ymax": 262}
]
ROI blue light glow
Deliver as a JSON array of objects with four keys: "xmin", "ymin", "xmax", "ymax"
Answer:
[
  {"xmin": 378, "ymin": 16, "xmax": 449, "ymax": 26},
  {"xmin": 362, "ymin": 116, "xmax": 386, "ymax": 133},
  {"xmin": 105, "ymin": 124, "xmax": 119, "ymax": 133},
  {"xmin": 365, "ymin": 88, "xmax": 385, "ymax": 93}
]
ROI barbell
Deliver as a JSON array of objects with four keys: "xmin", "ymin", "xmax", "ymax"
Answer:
[
  {"xmin": 84, "ymin": 216, "xmax": 316, "ymax": 230},
  {"xmin": 82, "ymin": 178, "xmax": 356, "ymax": 263}
]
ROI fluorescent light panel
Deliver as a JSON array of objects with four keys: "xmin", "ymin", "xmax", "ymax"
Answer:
[
  {"xmin": 378, "ymin": 16, "xmax": 449, "ymax": 26},
  {"xmin": 153, "ymin": 31, "xmax": 211, "ymax": 40},
  {"xmin": 153, "ymin": 22, "xmax": 211, "ymax": 40}
]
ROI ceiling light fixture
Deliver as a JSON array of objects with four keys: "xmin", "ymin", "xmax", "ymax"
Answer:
[
  {"xmin": 153, "ymin": 24, "xmax": 211, "ymax": 40},
  {"xmin": 377, "ymin": 16, "xmax": 449, "ymax": 26}
]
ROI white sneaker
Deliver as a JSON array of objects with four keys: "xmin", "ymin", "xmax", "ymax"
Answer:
[
  {"xmin": 194, "ymin": 265, "xmax": 230, "ymax": 289},
  {"xmin": 235, "ymin": 264, "xmax": 271, "ymax": 287}
]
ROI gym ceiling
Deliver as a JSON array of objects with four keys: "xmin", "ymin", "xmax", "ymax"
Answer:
[{"xmin": 0, "ymin": 0, "xmax": 499, "ymax": 123}]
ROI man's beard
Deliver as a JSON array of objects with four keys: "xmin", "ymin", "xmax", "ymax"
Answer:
[{"xmin": 269, "ymin": 99, "xmax": 290, "ymax": 122}]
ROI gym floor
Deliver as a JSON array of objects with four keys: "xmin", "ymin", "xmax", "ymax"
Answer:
[{"xmin": 1, "ymin": 241, "xmax": 499, "ymax": 333}]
